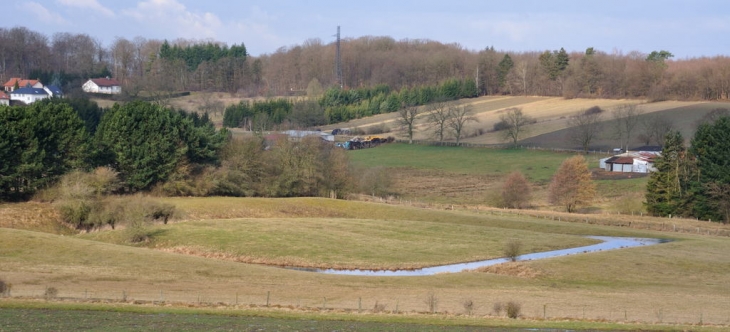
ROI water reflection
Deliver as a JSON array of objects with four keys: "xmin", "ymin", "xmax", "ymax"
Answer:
[{"xmin": 296, "ymin": 236, "xmax": 668, "ymax": 277}]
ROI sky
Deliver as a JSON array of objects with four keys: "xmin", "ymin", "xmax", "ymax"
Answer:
[{"xmin": 8, "ymin": 0, "xmax": 730, "ymax": 59}]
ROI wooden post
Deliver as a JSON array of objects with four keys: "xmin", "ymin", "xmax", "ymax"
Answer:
[
  {"xmin": 358, "ymin": 297, "xmax": 361, "ymax": 313},
  {"xmin": 266, "ymin": 291, "xmax": 270, "ymax": 307}
]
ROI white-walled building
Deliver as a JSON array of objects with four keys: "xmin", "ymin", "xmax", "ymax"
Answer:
[
  {"xmin": 10, "ymin": 87, "xmax": 49, "ymax": 104},
  {"xmin": 599, "ymin": 151, "xmax": 661, "ymax": 173},
  {"xmin": 82, "ymin": 77, "xmax": 122, "ymax": 94}
]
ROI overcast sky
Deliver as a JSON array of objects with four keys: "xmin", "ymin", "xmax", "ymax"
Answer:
[{"xmin": 8, "ymin": 0, "xmax": 730, "ymax": 59}]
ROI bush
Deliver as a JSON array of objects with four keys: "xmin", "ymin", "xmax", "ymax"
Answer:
[
  {"xmin": 501, "ymin": 171, "xmax": 531, "ymax": 209},
  {"xmin": 424, "ymin": 292, "xmax": 438, "ymax": 313},
  {"xmin": 506, "ymin": 301, "xmax": 521, "ymax": 319},
  {"xmin": 492, "ymin": 120, "xmax": 510, "ymax": 132},
  {"xmin": 493, "ymin": 302, "xmax": 503, "ymax": 315},
  {"xmin": 373, "ymin": 301, "xmax": 387, "ymax": 313},
  {"xmin": 0, "ymin": 278, "xmax": 8, "ymax": 296},
  {"xmin": 57, "ymin": 199, "xmax": 95, "ymax": 231},
  {"xmin": 504, "ymin": 239, "xmax": 522, "ymax": 262},
  {"xmin": 462, "ymin": 299, "xmax": 475, "ymax": 315},
  {"xmin": 583, "ymin": 106, "xmax": 604, "ymax": 115},
  {"xmin": 44, "ymin": 287, "xmax": 58, "ymax": 299}
]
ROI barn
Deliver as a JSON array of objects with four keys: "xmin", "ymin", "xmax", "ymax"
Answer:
[{"xmin": 599, "ymin": 151, "xmax": 660, "ymax": 173}]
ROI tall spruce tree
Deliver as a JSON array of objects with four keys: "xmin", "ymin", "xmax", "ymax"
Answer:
[
  {"xmin": 645, "ymin": 131, "xmax": 688, "ymax": 216},
  {"xmin": 689, "ymin": 116, "xmax": 730, "ymax": 222}
]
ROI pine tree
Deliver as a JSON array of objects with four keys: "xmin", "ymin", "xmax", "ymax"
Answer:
[
  {"xmin": 689, "ymin": 116, "xmax": 730, "ymax": 222},
  {"xmin": 645, "ymin": 131, "xmax": 688, "ymax": 217}
]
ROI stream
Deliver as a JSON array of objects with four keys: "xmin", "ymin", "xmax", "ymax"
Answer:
[{"xmin": 291, "ymin": 236, "xmax": 669, "ymax": 277}]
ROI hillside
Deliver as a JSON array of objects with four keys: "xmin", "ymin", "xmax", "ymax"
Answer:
[{"xmin": 321, "ymin": 96, "xmax": 723, "ymax": 149}]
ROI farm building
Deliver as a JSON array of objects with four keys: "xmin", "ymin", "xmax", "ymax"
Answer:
[
  {"xmin": 599, "ymin": 151, "xmax": 660, "ymax": 173},
  {"xmin": 282, "ymin": 130, "xmax": 334, "ymax": 142}
]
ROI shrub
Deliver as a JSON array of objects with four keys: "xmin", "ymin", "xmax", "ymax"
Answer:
[
  {"xmin": 506, "ymin": 301, "xmax": 521, "ymax": 319},
  {"xmin": 373, "ymin": 301, "xmax": 387, "ymax": 313},
  {"xmin": 584, "ymin": 106, "xmax": 604, "ymax": 115},
  {"xmin": 492, "ymin": 120, "xmax": 510, "ymax": 132},
  {"xmin": 501, "ymin": 171, "xmax": 531, "ymax": 209},
  {"xmin": 424, "ymin": 292, "xmax": 438, "ymax": 314},
  {"xmin": 57, "ymin": 199, "xmax": 94, "ymax": 231},
  {"xmin": 0, "ymin": 278, "xmax": 8, "ymax": 296},
  {"xmin": 504, "ymin": 239, "xmax": 522, "ymax": 262},
  {"xmin": 44, "ymin": 287, "xmax": 58, "ymax": 299},
  {"xmin": 462, "ymin": 299, "xmax": 475, "ymax": 315},
  {"xmin": 493, "ymin": 302, "xmax": 503, "ymax": 315}
]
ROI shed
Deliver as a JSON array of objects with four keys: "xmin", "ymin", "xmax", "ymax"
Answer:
[{"xmin": 605, "ymin": 156, "xmax": 634, "ymax": 172}]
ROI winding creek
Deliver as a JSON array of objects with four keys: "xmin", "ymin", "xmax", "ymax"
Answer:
[{"xmin": 292, "ymin": 236, "xmax": 669, "ymax": 277}]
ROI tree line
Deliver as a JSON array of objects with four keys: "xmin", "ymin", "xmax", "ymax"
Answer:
[
  {"xmin": 2, "ymin": 26, "xmax": 729, "ymax": 101},
  {"xmin": 0, "ymin": 99, "xmax": 374, "ymax": 202},
  {"xmin": 646, "ymin": 114, "xmax": 730, "ymax": 223}
]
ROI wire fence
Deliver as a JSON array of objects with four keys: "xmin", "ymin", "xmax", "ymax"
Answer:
[
  {"xmin": 396, "ymin": 139, "xmax": 614, "ymax": 155},
  {"xmin": 2, "ymin": 287, "xmax": 727, "ymax": 326}
]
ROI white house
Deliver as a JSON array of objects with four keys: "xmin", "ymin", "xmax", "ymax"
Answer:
[
  {"xmin": 82, "ymin": 77, "xmax": 122, "ymax": 95},
  {"xmin": 43, "ymin": 85, "xmax": 64, "ymax": 98},
  {"xmin": 10, "ymin": 87, "xmax": 49, "ymax": 104}
]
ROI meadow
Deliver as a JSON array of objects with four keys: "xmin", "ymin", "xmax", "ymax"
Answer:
[
  {"xmin": 2, "ymin": 194, "xmax": 730, "ymax": 329},
  {"xmin": 3, "ymin": 96, "xmax": 730, "ymax": 330}
]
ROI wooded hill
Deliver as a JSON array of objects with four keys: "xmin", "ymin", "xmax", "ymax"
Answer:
[{"xmin": 1, "ymin": 26, "xmax": 729, "ymax": 101}]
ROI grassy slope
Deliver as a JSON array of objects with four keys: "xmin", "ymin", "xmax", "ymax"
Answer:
[
  {"xmin": 1, "ymin": 199, "xmax": 729, "ymax": 326},
  {"xmin": 348, "ymin": 143, "xmax": 646, "ymax": 210},
  {"xmin": 521, "ymin": 101, "xmax": 730, "ymax": 150}
]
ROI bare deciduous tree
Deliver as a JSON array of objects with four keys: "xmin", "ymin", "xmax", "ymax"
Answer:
[
  {"xmin": 638, "ymin": 114, "xmax": 674, "ymax": 146},
  {"xmin": 447, "ymin": 104, "xmax": 478, "ymax": 145},
  {"xmin": 611, "ymin": 104, "xmax": 643, "ymax": 151},
  {"xmin": 397, "ymin": 105, "xmax": 420, "ymax": 144},
  {"xmin": 426, "ymin": 100, "xmax": 450, "ymax": 142},
  {"xmin": 548, "ymin": 156, "xmax": 596, "ymax": 213},
  {"xmin": 567, "ymin": 106, "xmax": 604, "ymax": 152},
  {"xmin": 499, "ymin": 108, "xmax": 533, "ymax": 146}
]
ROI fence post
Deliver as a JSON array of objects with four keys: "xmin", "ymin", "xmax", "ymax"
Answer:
[
  {"xmin": 266, "ymin": 291, "xmax": 270, "ymax": 307},
  {"xmin": 322, "ymin": 297, "xmax": 327, "ymax": 310},
  {"xmin": 358, "ymin": 297, "xmax": 362, "ymax": 313}
]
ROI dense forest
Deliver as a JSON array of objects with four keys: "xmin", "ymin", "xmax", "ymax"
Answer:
[{"xmin": 1, "ymin": 26, "xmax": 729, "ymax": 100}]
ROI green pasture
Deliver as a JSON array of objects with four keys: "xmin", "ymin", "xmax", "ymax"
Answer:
[
  {"xmin": 348, "ymin": 143, "xmax": 601, "ymax": 183},
  {"xmin": 80, "ymin": 217, "xmax": 598, "ymax": 270}
]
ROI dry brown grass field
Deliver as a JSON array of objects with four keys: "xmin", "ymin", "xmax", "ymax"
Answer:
[{"xmin": 2, "ymin": 197, "xmax": 730, "ymax": 329}]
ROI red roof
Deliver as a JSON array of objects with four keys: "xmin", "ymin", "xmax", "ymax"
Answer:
[
  {"xmin": 611, "ymin": 157, "xmax": 635, "ymax": 164},
  {"xmin": 0, "ymin": 91, "xmax": 8, "ymax": 99},
  {"xmin": 90, "ymin": 78, "xmax": 121, "ymax": 87},
  {"xmin": 3, "ymin": 78, "xmax": 40, "ymax": 88}
]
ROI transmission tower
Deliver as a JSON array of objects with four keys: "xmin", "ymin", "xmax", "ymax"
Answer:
[{"xmin": 335, "ymin": 26, "xmax": 343, "ymax": 89}]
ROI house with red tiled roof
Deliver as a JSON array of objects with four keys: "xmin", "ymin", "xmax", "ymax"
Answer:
[
  {"xmin": 0, "ymin": 91, "xmax": 9, "ymax": 106},
  {"xmin": 3, "ymin": 78, "xmax": 43, "ymax": 92},
  {"xmin": 82, "ymin": 77, "xmax": 122, "ymax": 94}
]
